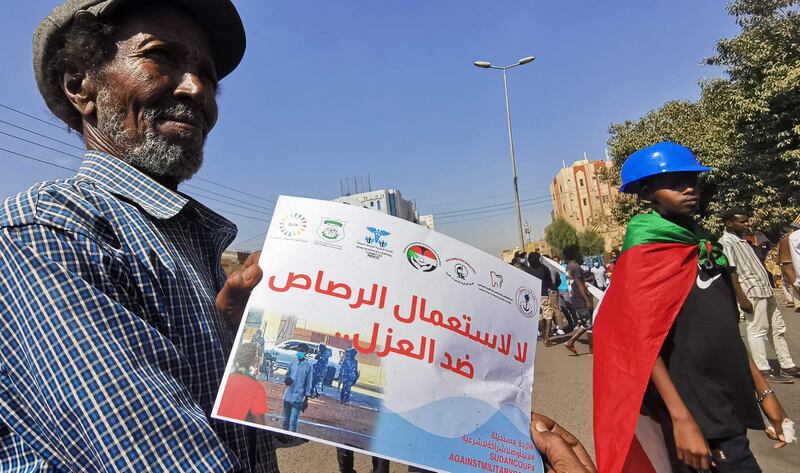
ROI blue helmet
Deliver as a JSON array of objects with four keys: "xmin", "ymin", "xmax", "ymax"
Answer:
[{"xmin": 619, "ymin": 142, "xmax": 712, "ymax": 193}]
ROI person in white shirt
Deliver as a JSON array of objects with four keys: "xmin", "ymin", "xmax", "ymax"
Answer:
[
  {"xmin": 720, "ymin": 209, "xmax": 798, "ymax": 381},
  {"xmin": 779, "ymin": 217, "xmax": 800, "ymax": 311},
  {"xmin": 590, "ymin": 261, "xmax": 607, "ymax": 289},
  {"xmin": 790, "ymin": 229, "xmax": 800, "ymax": 289}
]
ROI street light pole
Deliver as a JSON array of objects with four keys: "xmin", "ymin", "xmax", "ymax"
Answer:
[
  {"xmin": 474, "ymin": 56, "xmax": 535, "ymax": 251},
  {"xmin": 501, "ymin": 66, "xmax": 525, "ymax": 251}
]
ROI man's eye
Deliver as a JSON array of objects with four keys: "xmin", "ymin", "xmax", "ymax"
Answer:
[{"xmin": 146, "ymin": 49, "xmax": 172, "ymax": 61}]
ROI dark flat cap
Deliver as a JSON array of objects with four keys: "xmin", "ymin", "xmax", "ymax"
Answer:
[{"xmin": 33, "ymin": 0, "xmax": 246, "ymax": 128}]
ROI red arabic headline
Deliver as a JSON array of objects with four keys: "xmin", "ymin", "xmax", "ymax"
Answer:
[{"xmin": 268, "ymin": 270, "xmax": 530, "ymax": 380}]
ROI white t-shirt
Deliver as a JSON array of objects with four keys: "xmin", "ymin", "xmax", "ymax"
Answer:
[
  {"xmin": 590, "ymin": 265, "xmax": 607, "ymax": 288},
  {"xmin": 790, "ymin": 229, "xmax": 800, "ymax": 288}
]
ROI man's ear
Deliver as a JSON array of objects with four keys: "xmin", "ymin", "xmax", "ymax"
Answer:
[{"xmin": 61, "ymin": 69, "xmax": 98, "ymax": 122}]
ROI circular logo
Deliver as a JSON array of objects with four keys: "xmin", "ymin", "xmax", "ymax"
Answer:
[
  {"xmin": 445, "ymin": 257, "xmax": 475, "ymax": 285},
  {"xmin": 405, "ymin": 243, "xmax": 440, "ymax": 272},
  {"xmin": 515, "ymin": 287, "xmax": 538, "ymax": 318},
  {"xmin": 279, "ymin": 213, "xmax": 308, "ymax": 238},
  {"xmin": 318, "ymin": 218, "xmax": 345, "ymax": 242}
]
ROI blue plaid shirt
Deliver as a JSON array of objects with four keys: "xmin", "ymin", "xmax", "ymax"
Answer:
[{"xmin": 0, "ymin": 152, "xmax": 277, "ymax": 472}]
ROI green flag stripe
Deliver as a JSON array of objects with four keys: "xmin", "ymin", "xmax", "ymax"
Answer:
[{"xmin": 621, "ymin": 211, "xmax": 728, "ymax": 268}]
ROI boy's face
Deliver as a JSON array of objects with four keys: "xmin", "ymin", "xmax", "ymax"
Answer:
[
  {"xmin": 727, "ymin": 214, "xmax": 750, "ymax": 234},
  {"xmin": 642, "ymin": 172, "xmax": 701, "ymax": 216}
]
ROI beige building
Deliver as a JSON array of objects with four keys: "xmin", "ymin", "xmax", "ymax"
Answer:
[
  {"xmin": 419, "ymin": 214, "xmax": 435, "ymax": 230},
  {"xmin": 550, "ymin": 157, "xmax": 624, "ymax": 250},
  {"xmin": 500, "ymin": 240, "xmax": 553, "ymax": 263}
]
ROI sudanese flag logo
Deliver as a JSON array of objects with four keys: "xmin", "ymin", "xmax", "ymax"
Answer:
[{"xmin": 405, "ymin": 243, "xmax": 440, "ymax": 272}]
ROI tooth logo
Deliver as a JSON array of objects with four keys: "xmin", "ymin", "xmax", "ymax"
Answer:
[{"xmin": 490, "ymin": 271, "xmax": 503, "ymax": 289}]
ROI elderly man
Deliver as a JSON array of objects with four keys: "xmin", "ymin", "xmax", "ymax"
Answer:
[{"xmin": 0, "ymin": 0, "xmax": 278, "ymax": 470}]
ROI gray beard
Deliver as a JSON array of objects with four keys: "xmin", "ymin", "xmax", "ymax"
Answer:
[{"xmin": 97, "ymin": 105, "xmax": 204, "ymax": 183}]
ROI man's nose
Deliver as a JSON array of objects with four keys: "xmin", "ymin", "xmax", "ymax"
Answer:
[{"xmin": 175, "ymin": 72, "xmax": 209, "ymax": 106}]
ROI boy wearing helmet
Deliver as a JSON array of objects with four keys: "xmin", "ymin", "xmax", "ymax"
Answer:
[{"xmin": 593, "ymin": 142, "xmax": 790, "ymax": 473}]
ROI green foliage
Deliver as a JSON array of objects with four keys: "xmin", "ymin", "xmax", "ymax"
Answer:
[
  {"xmin": 545, "ymin": 218, "xmax": 578, "ymax": 258},
  {"xmin": 578, "ymin": 228, "xmax": 605, "ymax": 256},
  {"xmin": 606, "ymin": 0, "xmax": 800, "ymax": 236}
]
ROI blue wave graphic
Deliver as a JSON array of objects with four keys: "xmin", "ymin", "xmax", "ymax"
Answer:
[
  {"xmin": 372, "ymin": 400, "xmax": 542, "ymax": 472},
  {"xmin": 389, "ymin": 396, "xmax": 531, "ymax": 438}
]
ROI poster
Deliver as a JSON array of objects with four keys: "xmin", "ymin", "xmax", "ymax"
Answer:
[{"xmin": 213, "ymin": 196, "xmax": 544, "ymax": 472}]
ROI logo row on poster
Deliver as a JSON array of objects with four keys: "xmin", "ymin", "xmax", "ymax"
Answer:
[{"xmin": 273, "ymin": 213, "xmax": 538, "ymax": 318}]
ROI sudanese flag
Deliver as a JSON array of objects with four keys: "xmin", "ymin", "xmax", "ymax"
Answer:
[{"xmin": 592, "ymin": 211, "xmax": 728, "ymax": 473}]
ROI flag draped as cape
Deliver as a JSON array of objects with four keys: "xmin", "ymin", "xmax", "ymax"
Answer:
[{"xmin": 592, "ymin": 212, "xmax": 727, "ymax": 473}]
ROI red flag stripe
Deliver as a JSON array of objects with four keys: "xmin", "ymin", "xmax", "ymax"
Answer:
[{"xmin": 593, "ymin": 243, "xmax": 698, "ymax": 473}]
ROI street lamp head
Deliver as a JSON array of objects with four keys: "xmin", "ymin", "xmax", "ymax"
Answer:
[
  {"xmin": 474, "ymin": 60, "xmax": 492, "ymax": 68},
  {"xmin": 518, "ymin": 56, "xmax": 536, "ymax": 65}
]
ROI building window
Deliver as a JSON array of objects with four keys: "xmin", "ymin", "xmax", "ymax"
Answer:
[
  {"xmin": 377, "ymin": 201, "xmax": 381, "ymax": 210},
  {"xmin": 370, "ymin": 201, "xmax": 374, "ymax": 207},
  {"xmin": 579, "ymin": 179, "xmax": 584, "ymax": 187},
  {"xmin": 582, "ymin": 198, "xmax": 587, "ymax": 206},
  {"xmin": 388, "ymin": 193, "xmax": 397, "ymax": 216}
]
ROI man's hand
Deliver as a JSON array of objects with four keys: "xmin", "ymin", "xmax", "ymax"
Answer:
[
  {"xmin": 216, "ymin": 250, "xmax": 263, "ymax": 330},
  {"xmin": 672, "ymin": 416, "xmax": 711, "ymax": 471},
  {"xmin": 731, "ymin": 272, "xmax": 754, "ymax": 314},
  {"xmin": 761, "ymin": 393, "xmax": 788, "ymax": 448},
  {"xmin": 531, "ymin": 413, "xmax": 596, "ymax": 473},
  {"xmin": 739, "ymin": 298, "xmax": 754, "ymax": 314}
]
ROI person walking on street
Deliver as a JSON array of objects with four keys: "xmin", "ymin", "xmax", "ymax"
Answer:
[
  {"xmin": 526, "ymin": 252, "xmax": 561, "ymax": 346},
  {"xmin": 590, "ymin": 261, "xmax": 607, "ymax": 290},
  {"xmin": 720, "ymin": 209, "xmax": 798, "ymax": 382},
  {"xmin": 282, "ymin": 343, "xmax": 313, "ymax": 432},
  {"xmin": 594, "ymin": 142, "xmax": 790, "ymax": 473},
  {"xmin": 562, "ymin": 245, "xmax": 594, "ymax": 355}
]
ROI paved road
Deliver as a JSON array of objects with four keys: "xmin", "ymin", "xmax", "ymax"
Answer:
[{"xmin": 277, "ymin": 300, "xmax": 800, "ymax": 472}]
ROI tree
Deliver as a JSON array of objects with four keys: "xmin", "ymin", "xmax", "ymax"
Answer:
[
  {"xmin": 605, "ymin": 0, "xmax": 800, "ymax": 236},
  {"xmin": 545, "ymin": 219, "xmax": 578, "ymax": 258},
  {"xmin": 578, "ymin": 229, "xmax": 606, "ymax": 256}
]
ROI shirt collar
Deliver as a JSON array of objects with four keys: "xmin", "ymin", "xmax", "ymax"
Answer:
[
  {"xmin": 77, "ymin": 151, "xmax": 189, "ymax": 219},
  {"xmin": 723, "ymin": 230, "xmax": 748, "ymax": 242}
]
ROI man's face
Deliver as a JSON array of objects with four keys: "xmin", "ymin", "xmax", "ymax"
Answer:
[
  {"xmin": 92, "ymin": 6, "xmax": 218, "ymax": 183},
  {"xmin": 644, "ymin": 172, "xmax": 701, "ymax": 216},
  {"xmin": 728, "ymin": 214, "xmax": 750, "ymax": 235}
]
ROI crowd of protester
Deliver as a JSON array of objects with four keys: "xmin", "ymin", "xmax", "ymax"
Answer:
[{"xmin": 511, "ymin": 246, "xmax": 605, "ymax": 355}]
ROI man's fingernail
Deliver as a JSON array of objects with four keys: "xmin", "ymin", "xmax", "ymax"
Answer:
[{"xmin": 535, "ymin": 422, "xmax": 548, "ymax": 432}]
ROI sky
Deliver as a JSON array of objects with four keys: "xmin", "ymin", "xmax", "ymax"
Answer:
[{"xmin": 0, "ymin": 1, "xmax": 741, "ymax": 256}]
